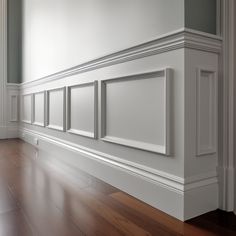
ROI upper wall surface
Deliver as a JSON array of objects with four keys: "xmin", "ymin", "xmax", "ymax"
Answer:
[{"xmin": 21, "ymin": 0, "xmax": 185, "ymax": 82}]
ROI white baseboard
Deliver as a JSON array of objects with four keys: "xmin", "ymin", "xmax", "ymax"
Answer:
[
  {"xmin": 19, "ymin": 128, "xmax": 218, "ymax": 221},
  {"xmin": 0, "ymin": 126, "xmax": 18, "ymax": 139}
]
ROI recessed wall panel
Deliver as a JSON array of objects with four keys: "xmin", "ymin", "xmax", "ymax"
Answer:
[
  {"xmin": 196, "ymin": 68, "xmax": 217, "ymax": 156},
  {"xmin": 33, "ymin": 92, "xmax": 45, "ymax": 126},
  {"xmin": 67, "ymin": 82, "xmax": 97, "ymax": 138},
  {"xmin": 10, "ymin": 95, "xmax": 18, "ymax": 122},
  {"xmin": 46, "ymin": 87, "xmax": 65, "ymax": 131},
  {"xmin": 21, "ymin": 94, "xmax": 32, "ymax": 124},
  {"xmin": 101, "ymin": 69, "xmax": 171, "ymax": 154}
]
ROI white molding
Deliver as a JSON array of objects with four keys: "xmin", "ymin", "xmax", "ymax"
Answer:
[
  {"xmin": 19, "ymin": 127, "xmax": 218, "ymax": 192},
  {"xmin": 196, "ymin": 67, "xmax": 217, "ymax": 156},
  {"xmin": 9, "ymin": 94, "xmax": 18, "ymax": 122},
  {"xmin": 19, "ymin": 127, "xmax": 218, "ymax": 220},
  {"xmin": 46, "ymin": 87, "xmax": 66, "ymax": 132},
  {"xmin": 6, "ymin": 83, "xmax": 20, "ymax": 90},
  {"xmin": 220, "ymin": 0, "xmax": 236, "ymax": 212},
  {"xmin": 101, "ymin": 69, "xmax": 171, "ymax": 155},
  {"xmin": 19, "ymin": 28, "xmax": 222, "ymax": 89},
  {"xmin": 32, "ymin": 91, "xmax": 46, "ymax": 127},
  {"xmin": 0, "ymin": 126, "xmax": 18, "ymax": 139},
  {"xmin": 21, "ymin": 94, "xmax": 33, "ymax": 124},
  {"xmin": 67, "ymin": 81, "xmax": 98, "ymax": 139}
]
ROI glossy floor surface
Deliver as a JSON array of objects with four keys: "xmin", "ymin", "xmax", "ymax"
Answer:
[{"xmin": 0, "ymin": 139, "xmax": 235, "ymax": 236}]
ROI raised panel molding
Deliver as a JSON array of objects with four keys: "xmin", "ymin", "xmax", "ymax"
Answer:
[
  {"xmin": 196, "ymin": 68, "xmax": 217, "ymax": 156},
  {"xmin": 21, "ymin": 94, "xmax": 33, "ymax": 124},
  {"xmin": 67, "ymin": 81, "xmax": 98, "ymax": 138},
  {"xmin": 33, "ymin": 91, "xmax": 46, "ymax": 127},
  {"xmin": 9, "ymin": 94, "xmax": 18, "ymax": 122},
  {"xmin": 46, "ymin": 87, "xmax": 66, "ymax": 131},
  {"xmin": 101, "ymin": 69, "xmax": 171, "ymax": 155}
]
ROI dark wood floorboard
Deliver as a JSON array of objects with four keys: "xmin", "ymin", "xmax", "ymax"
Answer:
[{"xmin": 0, "ymin": 139, "xmax": 235, "ymax": 236}]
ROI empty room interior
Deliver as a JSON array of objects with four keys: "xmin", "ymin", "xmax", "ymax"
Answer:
[{"xmin": 0, "ymin": 0, "xmax": 236, "ymax": 235}]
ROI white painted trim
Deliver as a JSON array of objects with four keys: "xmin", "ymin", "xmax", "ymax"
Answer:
[
  {"xmin": 20, "ymin": 127, "xmax": 218, "ymax": 192},
  {"xmin": 6, "ymin": 83, "xmax": 20, "ymax": 89},
  {"xmin": 32, "ymin": 91, "xmax": 46, "ymax": 127},
  {"xmin": 19, "ymin": 127, "xmax": 218, "ymax": 220},
  {"xmin": 46, "ymin": 87, "xmax": 66, "ymax": 132},
  {"xmin": 67, "ymin": 81, "xmax": 98, "ymax": 139},
  {"xmin": 196, "ymin": 67, "xmax": 217, "ymax": 156},
  {"xmin": 220, "ymin": 0, "xmax": 236, "ymax": 212},
  {"xmin": 21, "ymin": 94, "xmax": 33, "ymax": 124},
  {"xmin": 0, "ymin": 126, "xmax": 18, "ymax": 139},
  {"xmin": 101, "ymin": 69, "xmax": 171, "ymax": 155},
  {"xmin": 19, "ymin": 29, "xmax": 222, "ymax": 89},
  {"xmin": 9, "ymin": 94, "xmax": 18, "ymax": 122}
]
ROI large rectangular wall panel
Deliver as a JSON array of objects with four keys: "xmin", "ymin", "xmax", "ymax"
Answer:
[
  {"xmin": 21, "ymin": 94, "xmax": 32, "ymax": 124},
  {"xmin": 196, "ymin": 68, "xmax": 217, "ymax": 156},
  {"xmin": 46, "ymin": 87, "xmax": 66, "ymax": 131},
  {"xmin": 67, "ymin": 81, "xmax": 97, "ymax": 138},
  {"xmin": 33, "ymin": 91, "xmax": 45, "ymax": 127},
  {"xmin": 101, "ymin": 69, "xmax": 171, "ymax": 155}
]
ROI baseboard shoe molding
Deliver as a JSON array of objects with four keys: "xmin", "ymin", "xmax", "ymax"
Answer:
[
  {"xmin": 19, "ymin": 127, "xmax": 218, "ymax": 220},
  {"xmin": 20, "ymin": 28, "xmax": 222, "ymax": 89},
  {"xmin": 0, "ymin": 126, "xmax": 18, "ymax": 139}
]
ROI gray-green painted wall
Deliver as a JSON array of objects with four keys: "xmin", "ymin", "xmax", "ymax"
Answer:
[
  {"xmin": 185, "ymin": 0, "xmax": 217, "ymax": 35},
  {"xmin": 7, "ymin": 0, "xmax": 22, "ymax": 83}
]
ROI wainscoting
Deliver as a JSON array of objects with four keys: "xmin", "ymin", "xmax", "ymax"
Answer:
[{"xmin": 6, "ymin": 28, "xmax": 222, "ymax": 221}]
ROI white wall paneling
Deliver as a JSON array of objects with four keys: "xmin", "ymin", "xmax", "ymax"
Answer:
[
  {"xmin": 9, "ymin": 94, "xmax": 18, "ymax": 122},
  {"xmin": 46, "ymin": 87, "xmax": 66, "ymax": 131},
  {"xmin": 67, "ymin": 81, "xmax": 98, "ymax": 138},
  {"xmin": 101, "ymin": 69, "xmax": 171, "ymax": 155},
  {"xmin": 33, "ymin": 91, "xmax": 46, "ymax": 127},
  {"xmin": 17, "ymin": 28, "xmax": 222, "ymax": 220},
  {"xmin": 21, "ymin": 94, "xmax": 33, "ymax": 124},
  {"xmin": 196, "ymin": 68, "xmax": 217, "ymax": 156}
]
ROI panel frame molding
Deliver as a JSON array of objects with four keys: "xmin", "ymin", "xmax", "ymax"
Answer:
[
  {"xmin": 101, "ymin": 68, "xmax": 171, "ymax": 155},
  {"xmin": 67, "ymin": 81, "xmax": 98, "ymax": 139},
  {"xmin": 196, "ymin": 67, "xmax": 218, "ymax": 156},
  {"xmin": 21, "ymin": 93, "xmax": 33, "ymax": 124},
  {"xmin": 46, "ymin": 87, "xmax": 66, "ymax": 132},
  {"xmin": 32, "ymin": 91, "xmax": 46, "ymax": 127},
  {"xmin": 9, "ymin": 94, "xmax": 18, "ymax": 122}
]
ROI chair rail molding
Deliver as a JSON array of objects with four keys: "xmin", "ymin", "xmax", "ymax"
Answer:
[{"xmin": 19, "ymin": 28, "xmax": 222, "ymax": 90}]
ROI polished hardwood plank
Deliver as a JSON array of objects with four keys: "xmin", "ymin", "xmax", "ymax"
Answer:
[
  {"xmin": 0, "ymin": 139, "xmax": 236, "ymax": 236},
  {"xmin": 0, "ymin": 210, "xmax": 34, "ymax": 236}
]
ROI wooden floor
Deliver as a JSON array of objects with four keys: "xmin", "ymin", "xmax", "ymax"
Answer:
[{"xmin": 0, "ymin": 139, "xmax": 235, "ymax": 236}]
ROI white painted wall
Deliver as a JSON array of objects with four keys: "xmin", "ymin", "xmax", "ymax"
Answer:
[{"xmin": 22, "ymin": 0, "xmax": 184, "ymax": 82}]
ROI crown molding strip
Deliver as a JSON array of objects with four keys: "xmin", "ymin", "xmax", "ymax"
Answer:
[{"xmin": 20, "ymin": 28, "xmax": 222, "ymax": 89}]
